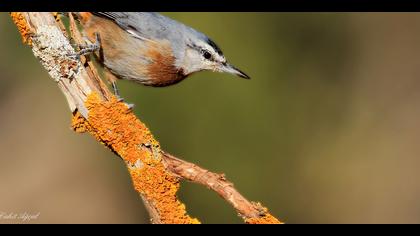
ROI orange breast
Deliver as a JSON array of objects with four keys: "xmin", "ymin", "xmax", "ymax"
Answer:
[{"xmin": 145, "ymin": 41, "xmax": 187, "ymax": 87}]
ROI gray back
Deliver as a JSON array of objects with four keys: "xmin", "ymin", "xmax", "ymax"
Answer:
[{"xmin": 92, "ymin": 12, "xmax": 209, "ymax": 59}]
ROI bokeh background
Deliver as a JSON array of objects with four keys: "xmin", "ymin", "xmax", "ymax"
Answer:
[{"xmin": 1, "ymin": 12, "xmax": 420, "ymax": 223}]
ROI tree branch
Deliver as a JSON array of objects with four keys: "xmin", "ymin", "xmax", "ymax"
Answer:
[
  {"xmin": 10, "ymin": 12, "xmax": 281, "ymax": 224},
  {"xmin": 162, "ymin": 152, "xmax": 281, "ymax": 223}
]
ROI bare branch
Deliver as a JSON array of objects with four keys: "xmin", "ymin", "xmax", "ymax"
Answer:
[{"xmin": 162, "ymin": 152, "xmax": 282, "ymax": 224}]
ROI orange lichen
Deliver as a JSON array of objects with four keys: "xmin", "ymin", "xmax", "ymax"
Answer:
[
  {"xmin": 71, "ymin": 112, "xmax": 90, "ymax": 133},
  {"xmin": 245, "ymin": 213, "xmax": 283, "ymax": 224},
  {"xmin": 10, "ymin": 12, "xmax": 33, "ymax": 45},
  {"xmin": 243, "ymin": 204, "xmax": 283, "ymax": 224},
  {"xmin": 71, "ymin": 92, "xmax": 199, "ymax": 224},
  {"xmin": 130, "ymin": 167, "xmax": 199, "ymax": 224}
]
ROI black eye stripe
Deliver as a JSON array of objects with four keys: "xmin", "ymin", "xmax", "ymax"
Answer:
[
  {"xmin": 206, "ymin": 38, "xmax": 223, "ymax": 56},
  {"xmin": 188, "ymin": 43, "xmax": 217, "ymax": 61}
]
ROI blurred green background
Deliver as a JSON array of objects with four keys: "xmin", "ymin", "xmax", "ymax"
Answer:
[{"xmin": 1, "ymin": 12, "xmax": 420, "ymax": 223}]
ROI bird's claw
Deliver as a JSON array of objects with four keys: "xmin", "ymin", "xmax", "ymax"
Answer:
[
  {"xmin": 116, "ymin": 96, "xmax": 125, "ymax": 103},
  {"xmin": 115, "ymin": 95, "xmax": 134, "ymax": 111},
  {"xmin": 70, "ymin": 32, "xmax": 101, "ymax": 57},
  {"xmin": 126, "ymin": 103, "xmax": 135, "ymax": 110},
  {"xmin": 76, "ymin": 42, "xmax": 100, "ymax": 56}
]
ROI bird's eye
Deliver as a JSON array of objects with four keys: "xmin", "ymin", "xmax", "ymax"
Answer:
[{"xmin": 202, "ymin": 50, "xmax": 212, "ymax": 60}]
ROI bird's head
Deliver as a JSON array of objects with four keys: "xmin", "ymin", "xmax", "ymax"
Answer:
[{"xmin": 178, "ymin": 36, "xmax": 250, "ymax": 80}]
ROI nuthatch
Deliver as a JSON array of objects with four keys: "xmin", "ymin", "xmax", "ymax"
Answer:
[{"xmin": 73, "ymin": 12, "xmax": 250, "ymax": 96}]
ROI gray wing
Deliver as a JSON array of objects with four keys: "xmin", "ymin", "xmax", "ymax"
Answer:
[
  {"xmin": 91, "ymin": 12, "xmax": 209, "ymax": 62},
  {"xmin": 91, "ymin": 12, "xmax": 186, "ymax": 42}
]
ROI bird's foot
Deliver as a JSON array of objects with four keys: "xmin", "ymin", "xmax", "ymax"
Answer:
[
  {"xmin": 110, "ymin": 80, "xmax": 134, "ymax": 111},
  {"xmin": 115, "ymin": 94, "xmax": 135, "ymax": 111},
  {"xmin": 69, "ymin": 32, "xmax": 101, "ymax": 58},
  {"xmin": 125, "ymin": 103, "xmax": 135, "ymax": 111}
]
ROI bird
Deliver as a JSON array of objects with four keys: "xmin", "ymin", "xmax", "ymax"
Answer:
[{"xmin": 72, "ymin": 12, "xmax": 250, "ymax": 97}]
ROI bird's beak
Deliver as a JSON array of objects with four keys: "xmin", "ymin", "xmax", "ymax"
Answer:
[{"xmin": 220, "ymin": 63, "xmax": 251, "ymax": 79}]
